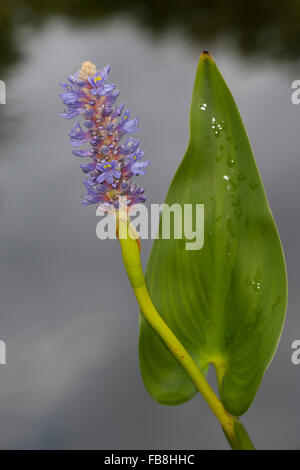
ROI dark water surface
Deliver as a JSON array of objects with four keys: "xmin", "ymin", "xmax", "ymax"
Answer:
[{"xmin": 0, "ymin": 2, "xmax": 299, "ymax": 449}]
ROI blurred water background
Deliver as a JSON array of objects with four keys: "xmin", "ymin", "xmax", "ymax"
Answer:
[{"xmin": 0, "ymin": 0, "xmax": 299, "ymax": 449}]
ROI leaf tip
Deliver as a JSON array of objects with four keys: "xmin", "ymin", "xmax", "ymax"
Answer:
[{"xmin": 200, "ymin": 50, "xmax": 214, "ymax": 61}]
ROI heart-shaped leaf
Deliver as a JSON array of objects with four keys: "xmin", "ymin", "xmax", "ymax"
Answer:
[{"xmin": 139, "ymin": 52, "xmax": 287, "ymax": 416}]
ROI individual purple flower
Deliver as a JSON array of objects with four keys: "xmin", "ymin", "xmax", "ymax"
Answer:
[
  {"xmin": 88, "ymin": 65, "xmax": 111, "ymax": 89},
  {"xmin": 69, "ymin": 122, "xmax": 90, "ymax": 147},
  {"xmin": 130, "ymin": 160, "xmax": 150, "ymax": 176},
  {"xmin": 80, "ymin": 162, "xmax": 98, "ymax": 173},
  {"xmin": 67, "ymin": 73, "xmax": 86, "ymax": 87},
  {"xmin": 60, "ymin": 90, "xmax": 82, "ymax": 105},
  {"xmin": 60, "ymin": 104, "xmax": 82, "ymax": 119},
  {"xmin": 116, "ymin": 110, "xmax": 139, "ymax": 134},
  {"xmin": 72, "ymin": 148, "xmax": 94, "ymax": 157},
  {"xmin": 97, "ymin": 83, "xmax": 116, "ymax": 97},
  {"xmin": 105, "ymin": 90, "xmax": 120, "ymax": 108},
  {"xmin": 69, "ymin": 122, "xmax": 87, "ymax": 138},
  {"xmin": 127, "ymin": 185, "xmax": 146, "ymax": 206},
  {"xmin": 82, "ymin": 183, "xmax": 106, "ymax": 206},
  {"xmin": 111, "ymin": 102, "xmax": 124, "ymax": 119},
  {"xmin": 119, "ymin": 137, "xmax": 140, "ymax": 156},
  {"xmin": 116, "ymin": 109, "xmax": 130, "ymax": 129},
  {"xmin": 126, "ymin": 149, "xmax": 145, "ymax": 162},
  {"xmin": 88, "ymin": 66, "xmax": 116, "ymax": 98},
  {"xmin": 123, "ymin": 117, "xmax": 139, "ymax": 134},
  {"xmin": 60, "ymin": 82, "xmax": 74, "ymax": 91},
  {"xmin": 96, "ymin": 160, "xmax": 121, "ymax": 184}
]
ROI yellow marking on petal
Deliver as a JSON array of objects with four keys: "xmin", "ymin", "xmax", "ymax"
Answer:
[
  {"xmin": 94, "ymin": 76, "xmax": 102, "ymax": 83},
  {"xmin": 103, "ymin": 164, "xmax": 111, "ymax": 169}
]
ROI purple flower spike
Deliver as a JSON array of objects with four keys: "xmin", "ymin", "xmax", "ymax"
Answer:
[{"xmin": 59, "ymin": 61, "xmax": 149, "ymax": 211}]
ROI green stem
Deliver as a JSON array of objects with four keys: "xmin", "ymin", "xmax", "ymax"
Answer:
[
  {"xmin": 117, "ymin": 216, "xmax": 254, "ymax": 450},
  {"xmin": 134, "ymin": 283, "xmax": 236, "ymax": 438}
]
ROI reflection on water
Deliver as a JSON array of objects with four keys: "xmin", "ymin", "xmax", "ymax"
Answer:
[{"xmin": 1, "ymin": 0, "xmax": 300, "ymax": 77}]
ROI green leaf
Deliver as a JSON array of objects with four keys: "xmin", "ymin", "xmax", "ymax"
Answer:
[{"xmin": 139, "ymin": 52, "xmax": 287, "ymax": 416}]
